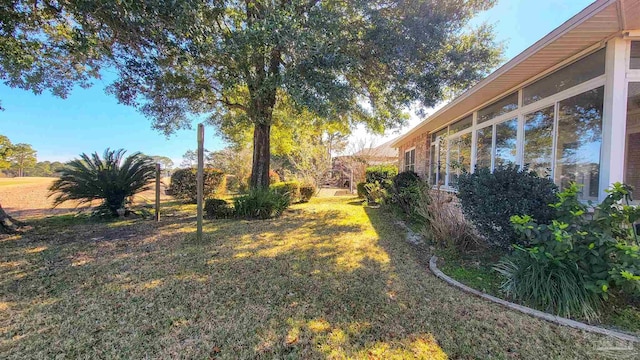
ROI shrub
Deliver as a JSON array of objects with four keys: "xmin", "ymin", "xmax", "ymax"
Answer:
[
  {"xmin": 170, "ymin": 168, "xmax": 226, "ymax": 203},
  {"xmin": 390, "ymin": 171, "xmax": 420, "ymax": 216},
  {"xmin": 416, "ymin": 185, "xmax": 480, "ymax": 252},
  {"xmin": 364, "ymin": 181, "xmax": 388, "ymax": 205},
  {"xmin": 457, "ymin": 164, "xmax": 558, "ymax": 249},
  {"xmin": 299, "ymin": 183, "xmax": 315, "ymax": 203},
  {"xmin": 365, "ymin": 165, "xmax": 397, "ymax": 190},
  {"xmin": 356, "ymin": 182, "xmax": 367, "ymax": 198},
  {"xmin": 49, "ymin": 149, "xmax": 156, "ymax": 217},
  {"xmin": 270, "ymin": 181, "xmax": 301, "ymax": 203},
  {"xmin": 269, "ymin": 170, "xmax": 281, "ymax": 184},
  {"xmin": 495, "ymin": 182, "xmax": 640, "ymax": 319},
  {"xmin": 204, "ymin": 198, "xmax": 233, "ymax": 219},
  {"xmin": 234, "ymin": 189, "xmax": 290, "ymax": 219}
]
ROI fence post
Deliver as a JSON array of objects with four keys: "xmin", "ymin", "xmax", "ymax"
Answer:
[
  {"xmin": 155, "ymin": 163, "xmax": 161, "ymax": 222},
  {"xmin": 196, "ymin": 123, "xmax": 204, "ymax": 242}
]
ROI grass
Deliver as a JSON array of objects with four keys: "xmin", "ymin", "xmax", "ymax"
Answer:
[
  {"xmin": 0, "ymin": 196, "xmax": 634, "ymax": 359},
  {"xmin": 436, "ymin": 250, "xmax": 504, "ymax": 297},
  {"xmin": 435, "ymin": 247, "xmax": 640, "ymax": 337},
  {"xmin": 0, "ymin": 177, "xmax": 54, "ymax": 187}
]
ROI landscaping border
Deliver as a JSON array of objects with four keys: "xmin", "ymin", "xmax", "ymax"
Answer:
[{"xmin": 429, "ymin": 255, "xmax": 640, "ymax": 343}]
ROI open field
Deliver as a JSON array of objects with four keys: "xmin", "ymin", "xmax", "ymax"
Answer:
[
  {"xmin": 2, "ymin": 196, "xmax": 636, "ymax": 359},
  {"xmin": 0, "ymin": 177, "xmax": 172, "ymax": 220}
]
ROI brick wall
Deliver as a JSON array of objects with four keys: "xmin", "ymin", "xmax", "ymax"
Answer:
[{"xmin": 398, "ymin": 131, "xmax": 431, "ymax": 178}]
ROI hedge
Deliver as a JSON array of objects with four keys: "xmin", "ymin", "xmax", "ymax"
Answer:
[{"xmin": 170, "ymin": 168, "xmax": 226, "ymax": 203}]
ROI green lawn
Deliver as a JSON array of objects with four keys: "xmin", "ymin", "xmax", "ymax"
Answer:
[{"xmin": 0, "ymin": 197, "xmax": 634, "ymax": 359}]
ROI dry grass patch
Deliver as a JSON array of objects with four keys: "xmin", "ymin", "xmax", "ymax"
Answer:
[{"xmin": 0, "ymin": 197, "xmax": 635, "ymax": 359}]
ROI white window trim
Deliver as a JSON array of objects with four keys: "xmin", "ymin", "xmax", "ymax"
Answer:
[
  {"xmin": 404, "ymin": 147, "xmax": 416, "ymax": 172},
  {"xmin": 429, "ymin": 49, "xmax": 607, "ymax": 193}
]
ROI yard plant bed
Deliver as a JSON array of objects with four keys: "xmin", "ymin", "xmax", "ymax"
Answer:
[
  {"xmin": 0, "ymin": 197, "xmax": 634, "ymax": 358},
  {"xmin": 436, "ymin": 249, "xmax": 640, "ymax": 338}
]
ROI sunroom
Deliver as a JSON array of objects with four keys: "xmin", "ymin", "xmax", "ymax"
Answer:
[{"xmin": 392, "ymin": 0, "xmax": 640, "ymax": 203}]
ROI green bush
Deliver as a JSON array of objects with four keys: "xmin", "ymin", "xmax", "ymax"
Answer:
[
  {"xmin": 390, "ymin": 171, "xmax": 421, "ymax": 216},
  {"xmin": 495, "ymin": 182, "xmax": 640, "ymax": 319},
  {"xmin": 299, "ymin": 184, "xmax": 315, "ymax": 203},
  {"xmin": 204, "ymin": 198, "xmax": 233, "ymax": 219},
  {"xmin": 170, "ymin": 168, "xmax": 226, "ymax": 203},
  {"xmin": 49, "ymin": 149, "xmax": 156, "ymax": 217},
  {"xmin": 364, "ymin": 181, "xmax": 388, "ymax": 205},
  {"xmin": 457, "ymin": 164, "xmax": 558, "ymax": 249},
  {"xmin": 234, "ymin": 189, "xmax": 291, "ymax": 219},
  {"xmin": 365, "ymin": 165, "xmax": 398, "ymax": 190},
  {"xmin": 356, "ymin": 182, "xmax": 367, "ymax": 198},
  {"xmin": 270, "ymin": 181, "xmax": 301, "ymax": 203}
]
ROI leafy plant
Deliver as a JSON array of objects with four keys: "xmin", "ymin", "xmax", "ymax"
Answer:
[
  {"xmin": 390, "ymin": 171, "xmax": 421, "ymax": 216},
  {"xmin": 234, "ymin": 189, "xmax": 291, "ymax": 219},
  {"xmin": 364, "ymin": 181, "xmax": 388, "ymax": 205},
  {"xmin": 494, "ymin": 253, "xmax": 601, "ymax": 321},
  {"xmin": 49, "ymin": 149, "xmax": 156, "ymax": 217},
  {"xmin": 496, "ymin": 182, "xmax": 640, "ymax": 319},
  {"xmin": 270, "ymin": 181, "xmax": 301, "ymax": 203},
  {"xmin": 416, "ymin": 185, "xmax": 480, "ymax": 252},
  {"xmin": 299, "ymin": 184, "xmax": 315, "ymax": 203},
  {"xmin": 457, "ymin": 164, "xmax": 558, "ymax": 248},
  {"xmin": 169, "ymin": 168, "xmax": 226, "ymax": 203},
  {"xmin": 204, "ymin": 198, "xmax": 234, "ymax": 219},
  {"xmin": 365, "ymin": 165, "xmax": 398, "ymax": 191},
  {"xmin": 356, "ymin": 182, "xmax": 368, "ymax": 199}
]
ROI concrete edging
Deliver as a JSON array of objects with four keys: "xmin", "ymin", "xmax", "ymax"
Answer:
[{"xmin": 429, "ymin": 255, "xmax": 640, "ymax": 343}]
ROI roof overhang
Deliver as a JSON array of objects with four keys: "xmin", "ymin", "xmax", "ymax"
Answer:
[{"xmin": 391, "ymin": 0, "xmax": 640, "ymax": 148}]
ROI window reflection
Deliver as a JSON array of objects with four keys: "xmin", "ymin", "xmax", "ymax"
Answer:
[
  {"xmin": 555, "ymin": 86, "xmax": 604, "ymax": 200},
  {"xmin": 625, "ymin": 82, "xmax": 640, "ymax": 196},
  {"xmin": 475, "ymin": 126, "xmax": 493, "ymax": 169},
  {"xmin": 495, "ymin": 119, "xmax": 518, "ymax": 166},
  {"xmin": 524, "ymin": 106, "xmax": 554, "ymax": 178},
  {"xmin": 448, "ymin": 133, "xmax": 472, "ymax": 187}
]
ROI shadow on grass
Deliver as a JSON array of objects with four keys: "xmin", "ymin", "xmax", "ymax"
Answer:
[{"xmin": 0, "ymin": 197, "xmax": 620, "ymax": 359}]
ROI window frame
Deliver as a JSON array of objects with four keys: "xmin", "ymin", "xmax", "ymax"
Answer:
[
  {"xmin": 427, "ymin": 46, "xmax": 607, "ymax": 192},
  {"xmin": 404, "ymin": 147, "xmax": 416, "ymax": 172}
]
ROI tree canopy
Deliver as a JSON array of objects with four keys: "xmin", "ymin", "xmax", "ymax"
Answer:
[{"xmin": 1, "ymin": 0, "xmax": 502, "ymax": 188}]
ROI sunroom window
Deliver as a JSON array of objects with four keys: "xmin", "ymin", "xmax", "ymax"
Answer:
[
  {"xmin": 631, "ymin": 41, "xmax": 640, "ymax": 69},
  {"xmin": 524, "ymin": 106, "xmax": 554, "ymax": 178},
  {"xmin": 554, "ymin": 86, "xmax": 604, "ymax": 200},
  {"xmin": 447, "ymin": 133, "xmax": 472, "ymax": 187},
  {"xmin": 523, "ymin": 48, "xmax": 605, "ymax": 105},
  {"xmin": 494, "ymin": 119, "xmax": 518, "ymax": 167},
  {"xmin": 478, "ymin": 92, "xmax": 518, "ymax": 124},
  {"xmin": 475, "ymin": 126, "xmax": 493, "ymax": 169}
]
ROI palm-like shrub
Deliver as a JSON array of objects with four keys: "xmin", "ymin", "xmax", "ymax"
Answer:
[{"xmin": 49, "ymin": 149, "xmax": 156, "ymax": 217}]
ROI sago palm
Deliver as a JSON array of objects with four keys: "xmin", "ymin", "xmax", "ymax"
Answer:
[{"xmin": 49, "ymin": 149, "xmax": 156, "ymax": 216}]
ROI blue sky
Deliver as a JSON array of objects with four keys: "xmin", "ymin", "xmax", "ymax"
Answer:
[{"xmin": 0, "ymin": 0, "xmax": 594, "ymax": 165}]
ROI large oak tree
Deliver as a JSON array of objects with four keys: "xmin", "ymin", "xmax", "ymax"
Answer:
[{"xmin": 1, "ymin": 0, "xmax": 501, "ymax": 190}]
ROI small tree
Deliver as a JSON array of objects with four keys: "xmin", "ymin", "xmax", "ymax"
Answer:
[
  {"xmin": 7, "ymin": 143, "xmax": 36, "ymax": 177},
  {"xmin": 49, "ymin": 149, "xmax": 156, "ymax": 217}
]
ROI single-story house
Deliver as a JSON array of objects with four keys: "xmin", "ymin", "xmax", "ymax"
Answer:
[{"xmin": 391, "ymin": 0, "xmax": 640, "ymax": 203}]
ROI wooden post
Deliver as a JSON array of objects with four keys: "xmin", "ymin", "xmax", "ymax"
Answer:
[
  {"xmin": 155, "ymin": 163, "xmax": 161, "ymax": 222},
  {"xmin": 196, "ymin": 123, "xmax": 204, "ymax": 242}
]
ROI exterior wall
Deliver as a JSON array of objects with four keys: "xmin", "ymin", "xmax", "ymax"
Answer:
[{"xmin": 398, "ymin": 132, "xmax": 431, "ymax": 177}]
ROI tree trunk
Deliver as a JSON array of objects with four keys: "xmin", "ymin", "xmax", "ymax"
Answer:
[
  {"xmin": 250, "ymin": 122, "xmax": 271, "ymax": 189},
  {"xmin": 0, "ymin": 202, "xmax": 25, "ymax": 234}
]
